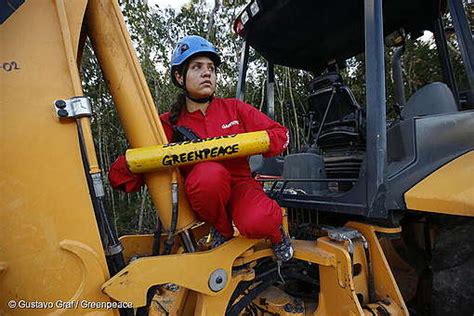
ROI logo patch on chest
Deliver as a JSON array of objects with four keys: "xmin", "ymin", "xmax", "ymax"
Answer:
[{"xmin": 221, "ymin": 120, "xmax": 240, "ymax": 129}]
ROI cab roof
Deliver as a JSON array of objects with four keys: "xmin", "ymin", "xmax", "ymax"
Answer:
[{"xmin": 234, "ymin": 0, "xmax": 444, "ymax": 72}]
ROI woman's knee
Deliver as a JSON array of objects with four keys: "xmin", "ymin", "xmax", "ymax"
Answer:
[
  {"xmin": 185, "ymin": 162, "xmax": 231, "ymax": 195},
  {"xmin": 234, "ymin": 205, "xmax": 282, "ymax": 239}
]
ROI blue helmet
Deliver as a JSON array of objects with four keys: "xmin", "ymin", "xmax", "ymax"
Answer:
[{"xmin": 170, "ymin": 35, "xmax": 221, "ymax": 87}]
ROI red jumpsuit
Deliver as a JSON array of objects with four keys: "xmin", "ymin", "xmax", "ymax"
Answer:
[{"xmin": 110, "ymin": 98, "xmax": 289, "ymax": 243}]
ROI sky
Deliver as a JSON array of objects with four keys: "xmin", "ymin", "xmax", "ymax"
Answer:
[
  {"xmin": 148, "ymin": 0, "xmax": 212, "ymax": 10},
  {"xmin": 147, "ymin": 0, "xmax": 187, "ymax": 9}
]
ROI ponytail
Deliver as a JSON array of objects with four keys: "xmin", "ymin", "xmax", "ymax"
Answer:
[
  {"xmin": 169, "ymin": 62, "xmax": 189, "ymax": 125},
  {"xmin": 169, "ymin": 93, "xmax": 186, "ymax": 125}
]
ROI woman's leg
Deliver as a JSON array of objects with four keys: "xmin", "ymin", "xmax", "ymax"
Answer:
[
  {"xmin": 229, "ymin": 179, "xmax": 283, "ymax": 243},
  {"xmin": 184, "ymin": 162, "xmax": 234, "ymax": 238}
]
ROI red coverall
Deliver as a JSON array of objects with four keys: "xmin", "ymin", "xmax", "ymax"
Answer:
[{"xmin": 109, "ymin": 98, "xmax": 289, "ymax": 243}]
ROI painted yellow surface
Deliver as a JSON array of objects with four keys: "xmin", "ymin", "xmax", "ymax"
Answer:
[
  {"xmin": 405, "ymin": 151, "xmax": 474, "ymax": 216},
  {"xmin": 0, "ymin": 0, "xmax": 116, "ymax": 315},
  {"xmin": 126, "ymin": 131, "xmax": 270, "ymax": 173},
  {"xmin": 104, "ymin": 223, "xmax": 407, "ymax": 315},
  {"xmin": 347, "ymin": 222, "xmax": 408, "ymax": 315},
  {"xmin": 102, "ymin": 237, "xmax": 261, "ymax": 306}
]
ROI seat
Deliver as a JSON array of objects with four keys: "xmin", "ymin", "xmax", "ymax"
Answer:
[
  {"xmin": 401, "ymin": 82, "xmax": 458, "ymax": 119},
  {"xmin": 307, "ymin": 72, "xmax": 363, "ymax": 148},
  {"xmin": 387, "ymin": 82, "xmax": 458, "ymax": 165},
  {"xmin": 249, "ymin": 155, "xmax": 284, "ymax": 176}
]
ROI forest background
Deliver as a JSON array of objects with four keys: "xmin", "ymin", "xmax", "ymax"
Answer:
[{"xmin": 80, "ymin": 0, "xmax": 471, "ymax": 235}]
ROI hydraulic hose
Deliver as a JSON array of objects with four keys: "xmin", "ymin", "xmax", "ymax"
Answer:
[
  {"xmin": 137, "ymin": 171, "xmax": 180, "ymax": 314},
  {"xmin": 162, "ymin": 170, "xmax": 179, "ymax": 255},
  {"xmin": 77, "ymin": 122, "xmax": 125, "ymax": 272},
  {"xmin": 76, "ymin": 122, "xmax": 132, "ymax": 316},
  {"xmin": 152, "ymin": 218, "xmax": 163, "ymax": 256},
  {"xmin": 227, "ymin": 278, "xmax": 276, "ymax": 316},
  {"xmin": 136, "ymin": 218, "xmax": 163, "ymax": 316}
]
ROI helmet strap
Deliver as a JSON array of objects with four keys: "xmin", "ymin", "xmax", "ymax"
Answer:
[{"xmin": 184, "ymin": 92, "xmax": 213, "ymax": 104}]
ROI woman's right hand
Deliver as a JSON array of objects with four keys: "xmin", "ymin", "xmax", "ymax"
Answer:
[{"xmin": 108, "ymin": 155, "xmax": 145, "ymax": 193}]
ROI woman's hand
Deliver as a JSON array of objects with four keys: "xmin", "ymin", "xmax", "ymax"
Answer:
[{"xmin": 108, "ymin": 155, "xmax": 145, "ymax": 193}]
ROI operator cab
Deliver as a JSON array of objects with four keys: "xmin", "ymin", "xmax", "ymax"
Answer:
[{"xmin": 236, "ymin": 0, "xmax": 474, "ymax": 220}]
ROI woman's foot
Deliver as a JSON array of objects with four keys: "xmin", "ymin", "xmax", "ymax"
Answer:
[
  {"xmin": 210, "ymin": 227, "xmax": 230, "ymax": 248},
  {"xmin": 272, "ymin": 228, "xmax": 294, "ymax": 262}
]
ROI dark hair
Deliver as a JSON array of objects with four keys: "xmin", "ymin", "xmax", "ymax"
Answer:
[
  {"xmin": 169, "ymin": 63, "xmax": 188, "ymax": 125},
  {"xmin": 169, "ymin": 93, "xmax": 186, "ymax": 125}
]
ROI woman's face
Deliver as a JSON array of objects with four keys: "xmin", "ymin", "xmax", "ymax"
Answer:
[{"xmin": 175, "ymin": 56, "xmax": 216, "ymax": 99}]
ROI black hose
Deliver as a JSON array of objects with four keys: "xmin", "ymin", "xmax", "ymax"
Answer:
[
  {"xmin": 76, "ymin": 122, "xmax": 132, "ymax": 316},
  {"xmin": 226, "ymin": 279, "xmax": 276, "ymax": 316},
  {"xmin": 138, "ymin": 185, "xmax": 179, "ymax": 314},
  {"xmin": 152, "ymin": 218, "xmax": 163, "ymax": 256},
  {"xmin": 77, "ymin": 123, "xmax": 124, "ymax": 269},
  {"xmin": 136, "ymin": 285, "xmax": 162, "ymax": 316},
  {"xmin": 135, "ymin": 219, "xmax": 163, "ymax": 315},
  {"xmin": 162, "ymin": 182, "xmax": 178, "ymax": 255},
  {"xmin": 226, "ymin": 262, "xmax": 280, "ymax": 315}
]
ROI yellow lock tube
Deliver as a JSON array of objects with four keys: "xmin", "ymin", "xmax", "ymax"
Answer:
[{"xmin": 126, "ymin": 131, "xmax": 271, "ymax": 173}]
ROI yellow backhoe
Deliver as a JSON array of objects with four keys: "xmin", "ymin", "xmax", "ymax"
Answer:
[{"xmin": 1, "ymin": 0, "xmax": 473, "ymax": 315}]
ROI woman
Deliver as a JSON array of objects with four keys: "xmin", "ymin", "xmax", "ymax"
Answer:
[{"xmin": 109, "ymin": 35, "xmax": 293, "ymax": 262}]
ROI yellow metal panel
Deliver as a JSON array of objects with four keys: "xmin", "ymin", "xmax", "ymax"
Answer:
[
  {"xmin": 194, "ymin": 268, "xmax": 255, "ymax": 315},
  {"xmin": 107, "ymin": 222, "xmax": 408, "ymax": 314},
  {"xmin": 64, "ymin": 0, "xmax": 87, "ymax": 59},
  {"xmin": 102, "ymin": 237, "xmax": 260, "ymax": 306},
  {"xmin": 119, "ymin": 234, "xmax": 154, "ymax": 263},
  {"xmin": 405, "ymin": 151, "xmax": 474, "ymax": 216},
  {"xmin": 126, "ymin": 131, "xmax": 270, "ymax": 173},
  {"xmin": 0, "ymin": 1, "xmax": 114, "ymax": 315},
  {"xmin": 347, "ymin": 222, "xmax": 408, "ymax": 315},
  {"xmin": 314, "ymin": 238, "xmax": 365, "ymax": 315}
]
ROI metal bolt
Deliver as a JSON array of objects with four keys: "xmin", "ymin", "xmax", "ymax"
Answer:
[
  {"xmin": 55, "ymin": 100, "xmax": 66, "ymax": 109},
  {"xmin": 165, "ymin": 283, "xmax": 179, "ymax": 292},
  {"xmin": 58, "ymin": 109, "xmax": 69, "ymax": 117},
  {"xmin": 208, "ymin": 269, "xmax": 227, "ymax": 292},
  {"xmin": 284, "ymin": 303, "xmax": 295, "ymax": 312}
]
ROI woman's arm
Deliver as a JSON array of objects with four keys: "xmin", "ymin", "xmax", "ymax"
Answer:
[{"xmin": 236, "ymin": 100, "xmax": 289, "ymax": 157}]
